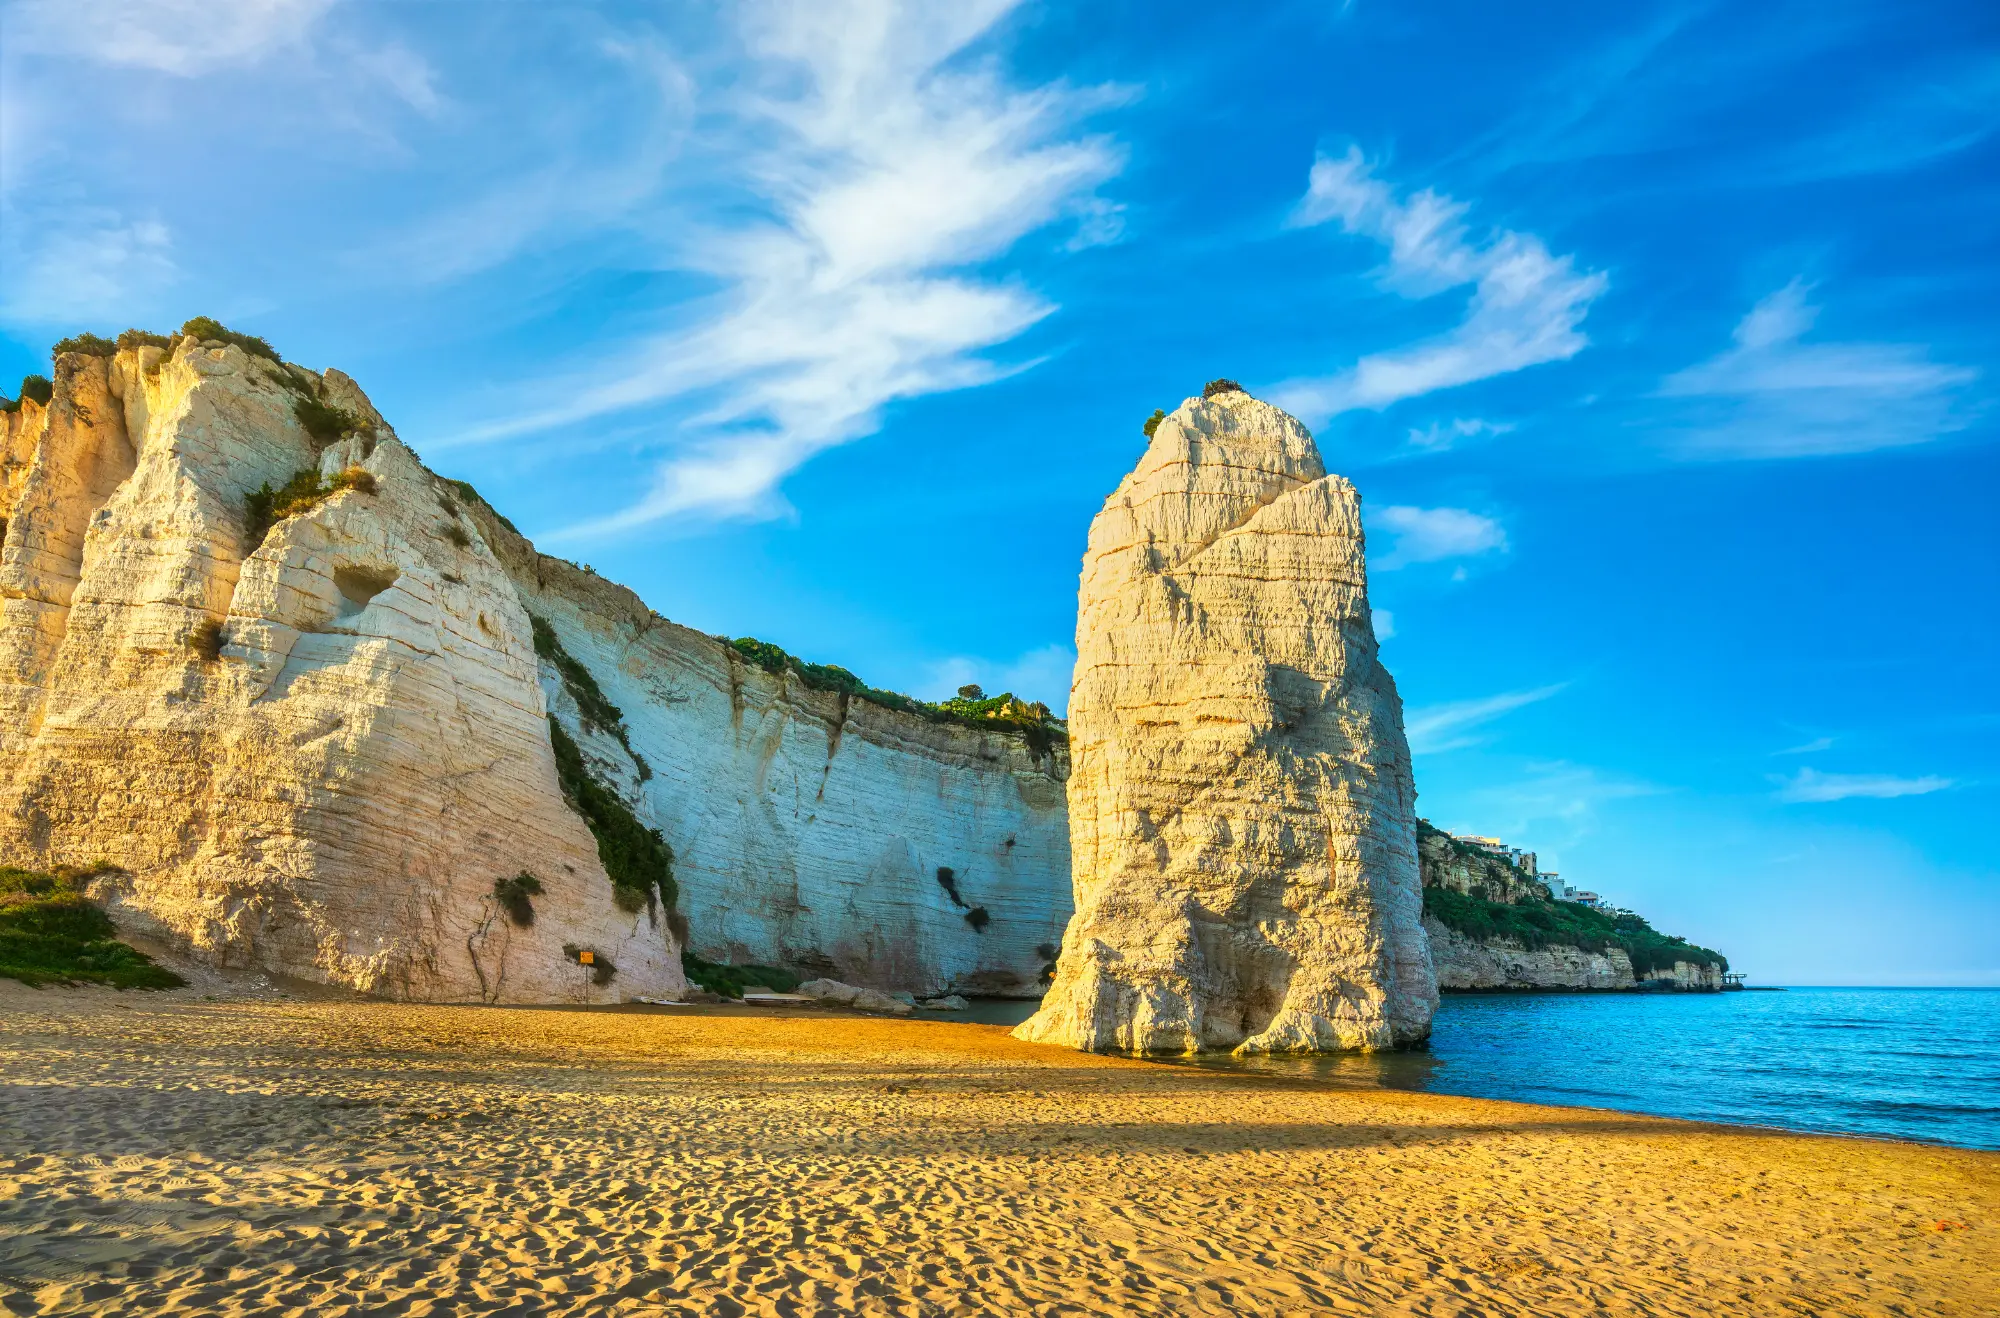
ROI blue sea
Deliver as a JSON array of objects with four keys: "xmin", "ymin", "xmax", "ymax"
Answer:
[{"xmin": 967, "ymin": 988, "xmax": 2000, "ymax": 1150}]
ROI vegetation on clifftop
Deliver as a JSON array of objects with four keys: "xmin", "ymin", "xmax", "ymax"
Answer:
[
  {"xmin": 443, "ymin": 479, "xmax": 522, "ymax": 536},
  {"xmin": 1415, "ymin": 818, "xmax": 1727, "ymax": 974},
  {"xmin": 0, "ymin": 866, "xmax": 185, "ymax": 989},
  {"xmin": 2, "ymin": 375, "xmax": 53, "ymax": 411},
  {"xmin": 1423, "ymin": 885, "xmax": 1727, "ymax": 975},
  {"xmin": 728, "ymin": 638, "xmax": 1066, "ymax": 753},
  {"xmin": 176, "ymin": 316, "xmax": 282, "ymax": 364},
  {"xmin": 50, "ymin": 319, "xmax": 280, "ymax": 365}
]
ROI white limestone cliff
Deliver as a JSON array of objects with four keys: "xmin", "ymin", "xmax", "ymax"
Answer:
[
  {"xmin": 1425, "ymin": 923, "xmax": 1725, "ymax": 991},
  {"xmin": 1016, "ymin": 388, "xmax": 1436, "ymax": 1055},
  {"xmin": 492, "ymin": 544, "xmax": 1074, "ymax": 1000},
  {"xmin": 1, "ymin": 334, "xmax": 1071, "ymax": 1002},
  {"xmin": 0, "ymin": 339, "xmax": 680, "ymax": 1001}
]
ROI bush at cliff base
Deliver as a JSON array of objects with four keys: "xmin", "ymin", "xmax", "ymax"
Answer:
[
  {"xmin": 0, "ymin": 867, "xmax": 186, "ymax": 989},
  {"xmin": 680, "ymin": 951, "xmax": 800, "ymax": 999}
]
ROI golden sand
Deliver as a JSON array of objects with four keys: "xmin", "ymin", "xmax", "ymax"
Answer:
[{"xmin": 0, "ymin": 988, "xmax": 1993, "ymax": 1316}]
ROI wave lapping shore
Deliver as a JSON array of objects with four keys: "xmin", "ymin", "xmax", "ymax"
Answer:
[{"xmin": 2, "ymin": 989, "xmax": 1994, "ymax": 1316}]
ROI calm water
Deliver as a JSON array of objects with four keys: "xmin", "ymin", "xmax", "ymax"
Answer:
[{"xmin": 967, "ymin": 988, "xmax": 2000, "ymax": 1150}]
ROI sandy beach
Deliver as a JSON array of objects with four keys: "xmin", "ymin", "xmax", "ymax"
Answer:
[{"xmin": 1, "ymin": 985, "xmax": 1993, "ymax": 1317}]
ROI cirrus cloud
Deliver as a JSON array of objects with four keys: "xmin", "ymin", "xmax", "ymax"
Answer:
[
  {"xmin": 1369, "ymin": 504, "xmax": 1508, "ymax": 570},
  {"xmin": 1404, "ymin": 683, "xmax": 1567, "ymax": 754},
  {"xmin": 1272, "ymin": 146, "xmax": 1606, "ymax": 424},
  {"xmin": 5, "ymin": 0, "xmax": 337, "ymax": 76},
  {"xmin": 1660, "ymin": 279, "xmax": 1978, "ymax": 459},
  {"xmin": 1774, "ymin": 768, "xmax": 1955, "ymax": 803},
  {"xmin": 454, "ymin": 0, "xmax": 1128, "ymax": 538}
]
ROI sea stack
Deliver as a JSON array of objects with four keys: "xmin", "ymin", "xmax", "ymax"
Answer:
[{"xmin": 1016, "ymin": 386, "xmax": 1436, "ymax": 1054}]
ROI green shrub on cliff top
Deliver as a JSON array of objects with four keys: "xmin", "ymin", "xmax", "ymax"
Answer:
[
  {"xmin": 179, "ymin": 316, "xmax": 282, "ymax": 365},
  {"xmin": 118, "ymin": 329, "xmax": 175, "ymax": 352},
  {"xmin": 43, "ymin": 328, "xmax": 180, "ymax": 363},
  {"xmin": 442, "ymin": 478, "xmax": 522, "ymax": 537},
  {"xmin": 727, "ymin": 636, "xmax": 1066, "ymax": 753},
  {"xmin": 0, "ymin": 866, "xmax": 184, "ymax": 990},
  {"xmin": 52, "ymin": 332, "xmax": 117, "ymax": 358},
  {"xmin": 5, "ymin": 375, "xmax": 54, "ymax": 411}
]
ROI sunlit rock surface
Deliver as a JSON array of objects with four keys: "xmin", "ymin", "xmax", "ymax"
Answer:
[
  {"xmin": 0, "ymin": 337, "xmax": 1070, "ymax": 1001},
  {"xmin": 1017, "ymin": 388, "xmax": 1436, "ymax": 1054},
  {"xmin": 0, "ymin": 340, "xmax": 680, "ymax": 1001}
]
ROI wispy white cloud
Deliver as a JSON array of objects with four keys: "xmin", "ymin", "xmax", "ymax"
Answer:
[
  {"xmin": 6, "ymin": 0, "xmax": 337, "ymax": 76},
  {"xmin": 1468, "ymin": 761, "xmax": 1660, "ymax": 838},
  {"xmin": 924, "ymin": 642, "xmax": 1075, "ymax": 714},
  {"xmin": 1660, "ymin": 279, "xmax": 1978, "ymax": 459},
  {"xmin": 343, "ymin": 39, "xmax": 443, "ymax": 115},
  {"xmin": 1775, "ymin": 768, "xmax": 1955, "ymax": 803},
  {"xmin": 1774, "ymin": 735, "xmax": 1835, "ymax": 756},
  {"xmin": 0, "ymin": 0, "xmax": 446, "ymax": 329},
  {"xmin": 1370, "ymin": 607, "xmax": 1395, "ymax": 641},
  {"xmin": 365, "ymin": 38, "xmax": 692, "ymax": 284},
  {"xmin": 1271, "ymin": 147, "xmax": 1606, "ymax": 423},
  {"xmin": 1404, "ymin": 683, "xmax": 1566, "ymax": 754},
  {"xmin": 1369, "ymin": 504, "xmax": 1508, "ymax": 571},
  {"xmin": 1778, "ymin": 56, "xmax": 2000, "ymax": 182},
  {"xmin": 447, "ymin": 0, "xmax": 1124, "ymax": 536},
  {"xmin": 1407, "ymin": 416, "xmax": 1513, "ymax": 451},
  {"xmin": 0, "ymin": 211, "xmax": 176, "ymax": 325}
]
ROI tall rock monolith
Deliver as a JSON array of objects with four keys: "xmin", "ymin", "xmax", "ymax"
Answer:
[{"xmin": 1015, "ymin": 386, "xmax": 1436, "ymax": 1054}]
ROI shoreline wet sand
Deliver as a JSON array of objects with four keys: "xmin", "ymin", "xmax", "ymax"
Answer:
[{"xmin": 2, "ymin": 986, "xmax": 1994, "ymax": 1316}]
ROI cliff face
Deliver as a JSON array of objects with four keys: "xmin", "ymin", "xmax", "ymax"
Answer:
[
  {"xmin": 487, "ymin": 535, "xmax": 1074, "ymax": 1000},
  {"xmin": 0, "ymin": 340, "xmax": 680, "ymax": 1001},
  {"xmin": 1426, "ymin": 923, "xmax": 1724, "ymax": 992},
  {"xmin": 1416, "ymin": 827, "xmax": 1724, "ymax": 991},
  {"xmin": 1018, "ymin": 389, "xmax": 1436, "ymax": 1055},
  {"xmin": 1424, "ymin": 921, "xmax": 1638, "ymax": 990},
  {"xmin": 0, "ymin": 335, "xmax": 1070, "ymax": 1002},
  {"xmin": 1418, "ymin": 830, "xmax": 1551, "ymax": 905}
]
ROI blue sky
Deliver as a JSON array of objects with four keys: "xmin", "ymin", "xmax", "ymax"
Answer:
[{"xmin": 4, "ymin": 0, "xmax": 1995, "ymax": 985}]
